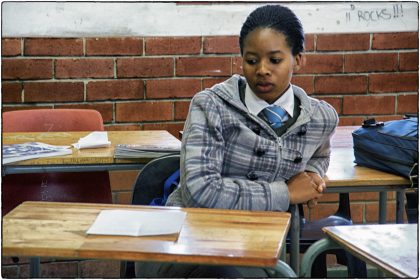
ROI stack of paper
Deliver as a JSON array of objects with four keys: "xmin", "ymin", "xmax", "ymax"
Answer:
[
  {"xmin": 3, "ymin": 142, "xmax": 72, "ymax": 164},
  {"xmin": 114, "ymin": 144, "xmax": 180, "ymax": 158},
  {"xmin": 73, "ymin": 131, "xmax": 111, "ymax": 149},
  {"xmin": 87, "ymin": 209, "xmax": 186, "ymax": 237}
]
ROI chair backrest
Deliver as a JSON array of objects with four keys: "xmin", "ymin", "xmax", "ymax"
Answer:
[
  {"xmin": 3, "ymin": 109, "xmax": 104, "ymax": 132},
  {"xmin": 131, "ymin": 154, "xmax": 180, "ymax": 205},
  {"xmin": 2, "ymin": 108, "xmax": 111, "ymax": 216}
]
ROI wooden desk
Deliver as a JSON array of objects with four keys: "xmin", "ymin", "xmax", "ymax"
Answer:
[
  {"xmin": 2, "ymin": 130, "xmax": 181, "ymax": 175},
  {"xmin": 300, "ymin": 224, "xmax": 418, "ymax": 278},
  {"xmin": 3, "ymin": 201, "xmax": 295, "ymax": 278},
  {"xmin": 288, "ymin": 126, "xmax": 411, "ymax": 274}
]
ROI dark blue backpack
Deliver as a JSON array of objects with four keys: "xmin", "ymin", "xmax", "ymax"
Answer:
[{"xmin": 352, "ymin": 117, "xmax": 418, "ymax": 187}]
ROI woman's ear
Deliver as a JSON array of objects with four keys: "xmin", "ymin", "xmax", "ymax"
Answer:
[{"xmin": 293, "ymin": 53, "xmax": 304, "ymax": 71}]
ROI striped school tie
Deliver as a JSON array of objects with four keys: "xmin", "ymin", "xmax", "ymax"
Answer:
[{"xmin": 259, "ymin": 105, "xmax": 289, "ymax": 129}]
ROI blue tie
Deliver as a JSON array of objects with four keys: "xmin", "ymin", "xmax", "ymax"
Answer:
[{"xmin": 259, "ymin": 105, "xmax": 289, "ymax": 129}]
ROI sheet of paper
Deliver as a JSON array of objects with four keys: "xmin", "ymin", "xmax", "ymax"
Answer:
[
  {"xmin": 87, "ymin": 209, "xmax": 186, "ymax": 237},
  {"xmin": 73, "ymin": 131, "xmax": 111, "ymax": 149}
]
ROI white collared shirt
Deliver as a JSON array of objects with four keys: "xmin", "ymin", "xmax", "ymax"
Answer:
[{"xmin": 244, "ymin": 83, "xmax": 294, "ymax": 117}]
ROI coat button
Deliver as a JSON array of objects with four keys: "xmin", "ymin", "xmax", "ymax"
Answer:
[
  {"xmin": 255, "ymin": 148, "xmax": 266, "ymax": 156},
  {"xmin": 294, "ymin": 157, "xmax": 303, "ymax": 163},
  {"xmin": 252, "ymin": 127, "xmax": 261, "ymax": 135},
  {"xmin": 247, "ymin": 172, "xmax": 259, "ymax": 181}
]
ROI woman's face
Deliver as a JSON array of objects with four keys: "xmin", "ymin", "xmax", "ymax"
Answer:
[{"xmin": 242, "ymin": 28, "xmax": 302, "ymax": 104}]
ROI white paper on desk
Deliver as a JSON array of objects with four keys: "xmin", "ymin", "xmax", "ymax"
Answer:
[
  {"xmin": 86, "ymin": 209, "xmax": 186, "ymax": 237},
  {"xmin": 72, "ymin": 131, "xmax": 111, "ymax": 149}
]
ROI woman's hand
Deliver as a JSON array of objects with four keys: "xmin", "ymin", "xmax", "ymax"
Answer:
[{"xmin": 287, "ymin": 172, "xmax": 325, "ymax": 204}]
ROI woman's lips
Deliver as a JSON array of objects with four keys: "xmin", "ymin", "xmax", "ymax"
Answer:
[{"xmin": 256, "ymin": 82, "xmax": 274, "ymax": 93}]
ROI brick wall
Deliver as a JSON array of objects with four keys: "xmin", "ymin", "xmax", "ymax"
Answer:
[{"xmin": 1, "ymin": 32, "xmax": 418, "ymax": 277}]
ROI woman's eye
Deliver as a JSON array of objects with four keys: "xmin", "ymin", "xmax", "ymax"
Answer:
[
  {"xmin": 271, "ymin": 58, "xmax": 282, "ymax": 64},
  {"xmin": 246, "ymin": 59, "xmax": 257, "ymax": 65}
]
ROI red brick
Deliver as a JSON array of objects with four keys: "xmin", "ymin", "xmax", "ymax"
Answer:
[
  {"xmin": 176, "ymin": 57, "xmax": 231, "ymax": 76},
  {"xmin": 115, "ymin": 191, "xmax": 132, "ymax": 204},
  {"xmin": 399, "ymin": 52, "xmax": 419, "ymax": 71},
  {"xmin": 55, "ymin": 59, "xmax": 114, "ymax": 78},
  {"xmin": 232, "ymin": 56, "xmax": 243, "ymax": 75},
  {"xmin": 109, "ymin": 170, "xmax": 140, "ymax": 191},
  {"xmin": 2, "ymin": 59, "xmax": 52, "ymax": 80},
  {"xmin": 317, "ymin": 34, "xmax": 370, "ymax": 51},
  {"xmin": 2, "ymin": 38, "xmax": 21, "ymax": 56},
  {"xmin": 86, "ymin": 37, "xmax": 143, "ymax": 56},
  {"xmin": 204, "ymin": 36, "xmax": 240, "ymax": 54},
  {"xmin": 369, "ymin": 73, "xmax": 418, "ymax": 93},
  {"xmin": 146, "ymin": 79, "xmax": 200, "ymax": 99},
  {"xmin": 349, "ymin": 192, "xmax": 379, "ymax": 201},
  {"xmin": 372, "ymin": 32, "xmax": 418, "ymax": 50},
  {"xmin": 79, "ymin": 260, "xmax": 120, "ymax": 278},
  {"xmin": 305, "ymin": 34, "xmax": 315, "ymax": 52},
  {"xmin": 87, "ymin": 80, "xmax": 144, "ymax": 101},
  {"xmin": 338, "ymin": 116, "xmax": 365, "ymax": 126},
  {"xmin": 315, "ymin": 75, "xmax": 367, "ymax": 94},
  {"xmin": 24, "ymin": 82, "xmax": 84, "ymax": 102},
  {"xmin": 175, "ymin": 101, "xmax": 191, "ymax": 120},
  {"xmin": 2, "ymin": 82, "xmax": 22, "ymax": 103},
  {"xmin": 343, "ymin": 95, "xmax": 395, "ymax": 115},
  {"xmin": 105, "ymin": 124, "xmax": 142, "ymax": 131},
  {"xmin": 365, "ymin": 202, "xmax": 401, "ymax": 223},
  {"xmin": 145, "ymin": 37, "xmax": 201, "ymax": 55},
  {"xmin": 344, "ymin": 53, "xmax": 398, "ymax": 73},
  {"xmin": 24, "ymin": 38, "xmax": 83, "ymax": 56},
  {"xmin": 143, "ymin": 122, "xmax": 185, "ymax": 139},
  {"xmin": 317, "ymin": 97, "xmax": 342, "ymax": 114},
  {"xmin": 296, "ymin": 54, "xmax": 343, "ymax": 74},
  {"xmin": 117, "ymin": 58, "xmax": 173, "ymax": 78},
  {"xmin": 116, "ymin": 101, "xmax": 173, "ymax": 122},
  {"xmin": 318, "ymin": 193, "xmax": 339, "ymax": 203},
  {"xmin": 56, "ymin": 103, "xmax": 113, "ymax": 122},
  {"xmin": 20, "ymin": 261, "xmax": 78, "ymax": 278},
  {"xmin": 1, "ymin": 265, "xmax": 18, "ymax": 278},
  {"xmin": 291, "ymin": 75, "xmax": 314, "ymax": 94},
  {"xmin": 202, "ymin": 78, "xmax": 227, "ymax": 89},
  {"xmin": 397, "ymin": 94, "xmax": 419, "ymax": 114}
]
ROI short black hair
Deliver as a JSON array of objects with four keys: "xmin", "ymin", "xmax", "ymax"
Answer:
[{"xmin": 239, "ymin": 5, "xmax": 305, "ymax": 56}]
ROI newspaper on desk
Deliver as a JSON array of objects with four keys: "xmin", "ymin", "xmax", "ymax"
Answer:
[
  {"xmin": 87, "ymin": 209, "xmax": 186, "ymax": 237},
  {"xmin": 3, "ymin": 142, "xmax": 72, "ymax": 164},
  {"xmin": 114, "ymin": 143, "xmax": 180, "ymax": 158}
]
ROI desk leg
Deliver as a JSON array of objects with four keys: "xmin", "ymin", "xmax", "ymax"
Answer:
[
  {"xmin": 379, "ymin": 192, "xmax": 387, "ymax": 224},
  {"xmin": 300, "ymin": 238, "xmax": 341, "ymax": 278},
  {"xmin": 267, "ymin": 260, "xmax": 297, "ymax": 278},
  {"xmin": 29, "ymin": 257, "xmax": 40, "ymax": 278},
  {"xmin": 396, "ymin": 190, "xmax": 405, "ymax": 223},
  {"xmin": 289, "ymin": 204, "xmax": 300, "ymax": 275}
]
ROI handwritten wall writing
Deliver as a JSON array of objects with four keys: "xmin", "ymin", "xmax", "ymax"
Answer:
[{"xmin": 346, "ymin": 3, "xmax": 404, "ymax": 24}]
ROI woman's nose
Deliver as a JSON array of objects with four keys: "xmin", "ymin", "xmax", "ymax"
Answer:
[{"xmin": 256, "ymin": 61, "xmax": 270, "ymax": 76}]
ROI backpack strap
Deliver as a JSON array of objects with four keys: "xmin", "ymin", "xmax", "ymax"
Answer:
[{"xmin": 149, "ymin": 169, "xmax": 180, "ymax": 206}]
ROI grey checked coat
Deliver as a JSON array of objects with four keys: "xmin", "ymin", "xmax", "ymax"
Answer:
[{"xmin": 166, "ymin": 75, "xmax": 339, "ymax": 211}]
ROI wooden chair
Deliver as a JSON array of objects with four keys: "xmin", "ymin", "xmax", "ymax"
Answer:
[{"xmin": 2, "ymin": 109, "xmax": 112, "ymax": 215}]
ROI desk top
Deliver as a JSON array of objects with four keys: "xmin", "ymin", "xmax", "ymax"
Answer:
[
  {"xmin": 3, "ymin": 201, "xmax": 290, "ymax": 267},
  {"xmin": 323, "ymin": 224, "xmax": 418, "ymax": 278},
  {"xmin": 2, "ymin": 130, "xmax": 181, "ymax": 166},
  {"xmin": 325, "ymin": 126, "xmax": 409, "ymax": 187}
]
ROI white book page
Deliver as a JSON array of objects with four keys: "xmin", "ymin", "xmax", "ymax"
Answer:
[{"xmin": 87, "ymin": 209, "xmax": 186, "ymax": 237}]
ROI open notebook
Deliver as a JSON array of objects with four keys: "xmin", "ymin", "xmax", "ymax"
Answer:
[{"xmin": 87, "ymin": 209, "xmax": 186, "ymax": 237}]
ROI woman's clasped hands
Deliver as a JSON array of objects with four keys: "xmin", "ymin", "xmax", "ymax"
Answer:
[{"xmin": 287, "ymin": 171, "xmax": 326, "ymax": 208}]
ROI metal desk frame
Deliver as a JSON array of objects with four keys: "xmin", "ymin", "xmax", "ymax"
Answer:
[{"xmin": 288, "ymin": 184, "xmax": 409, "ymax": 275}]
